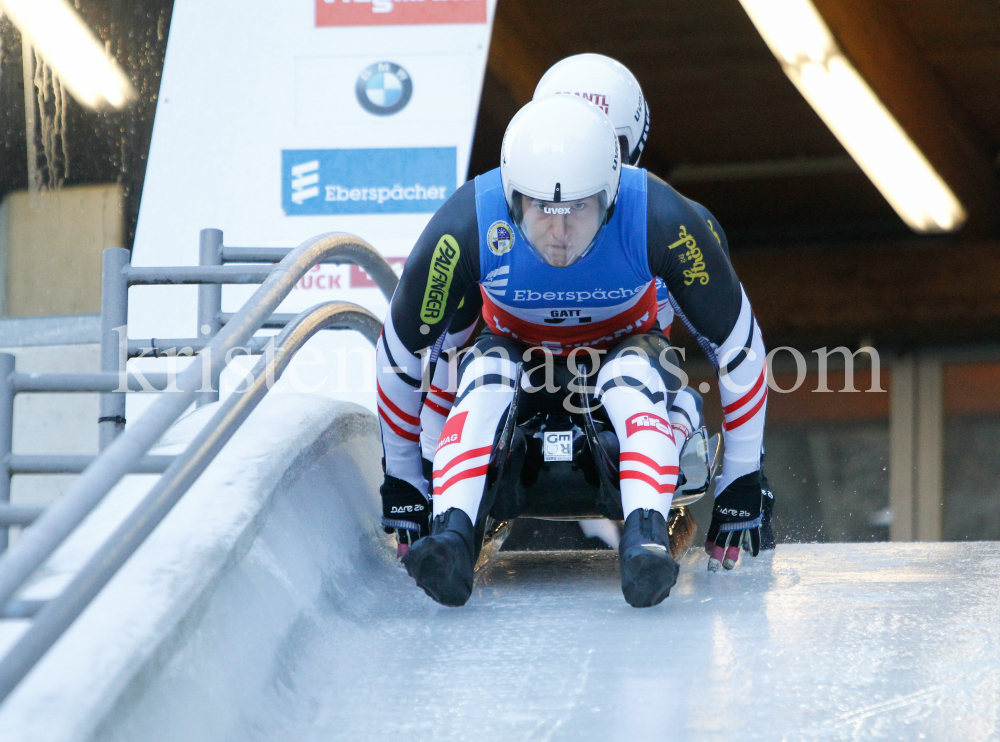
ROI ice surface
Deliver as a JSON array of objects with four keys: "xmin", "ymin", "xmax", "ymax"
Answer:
[
  {"xmin": 7, "ymin": 394, "xmax": 995, "ymax": 741},
  {"xmin": 230, "ymin": 542, "xmax": 1000, "ymax": 741}
]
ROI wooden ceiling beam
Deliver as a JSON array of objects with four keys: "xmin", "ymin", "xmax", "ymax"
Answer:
[
  {"xmin": 486, "ymin": 1, "xmax": 552, "ymax": 107},
  {"xmin": 729, "ymin": 239, "xmax": 1000, "ymax": 347},
  {"xmin": 811, "ymin": 0, "xmax": 1000, "ymax": 236}
]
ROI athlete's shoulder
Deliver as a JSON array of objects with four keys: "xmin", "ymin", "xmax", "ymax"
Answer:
[
  {"xmin": 619, "ymin": 164, "xmax": 648, "ymax": 193},
  {"xmin": 474, "ymin": 167, "xmax": 503, "ymax": 195},
  {"xmin": 447, "ymin": 178, "xmax": 479, "ymax": 208},
  {"xmin": 646, "ymin": 171, "xmax": 712, "ymax": 229},
  {"xmin": 407, "ymin": 178, "xmax": 480, "ymax": 275},
  {"xmin": 425, "ymin": 178, "xmax": 479, "ymax": 237},
  {"xmin": 609, "ymin": 166, "xmax": 648, "ymax": 223},
  {"xmin": 683, "ymin": 197, "xmax": 729, "ymax": 256},
  {"xmin": 646, "ymin": 170, "xmax": 689, "ymax": 206}
]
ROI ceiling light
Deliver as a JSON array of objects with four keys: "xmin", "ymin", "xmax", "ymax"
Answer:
[
  {"xmin": 0, "ymin": 0, "xmax": 136, "ymax": 109},
  {"xmin": 738, "ymin": 0, "xmax": 966, "ymax": 233}
]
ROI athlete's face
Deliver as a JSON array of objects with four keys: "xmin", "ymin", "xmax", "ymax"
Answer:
[{"xmin": 520, "ymin": 194, "xmax": 602, "ymax": 268}]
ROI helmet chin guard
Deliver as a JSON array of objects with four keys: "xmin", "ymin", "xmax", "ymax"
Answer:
[
  {"xmin": 533, "ymin": 53, "xmax": 650, "ymax": 166},
  {"xmin": 500, "ymin": 96, "xmax": 622, "ymax": 267}
]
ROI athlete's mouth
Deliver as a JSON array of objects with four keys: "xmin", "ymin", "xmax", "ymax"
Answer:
[{"xmin": 539, "ymin": 243, "xmax": 579, "ymax": 267}]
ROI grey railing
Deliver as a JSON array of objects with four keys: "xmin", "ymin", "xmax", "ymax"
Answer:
[
  {"xmin": 0, "ymin": 315, "xmax": 101, "ymax": 347},
  {"xmin": 0, "ymin": 230, "xmax": 394, "ymax": 704},
  {"xmin": 0, "ymin": 229, "xmax": 397, "ymax": 544}
]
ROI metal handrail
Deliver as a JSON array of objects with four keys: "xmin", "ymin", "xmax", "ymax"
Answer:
[
  {"xmin": 0, "ymin": 507, "xmax": 44, "ymax": 527},
  {"xmin": 0, "ymin": 231, "xmax": 397, "ymax": 553},
  {"xmin": 220, "ymin": 244, "xmax": 399, "ymax": 302},
  {"xmin": 0, "ymin": 232, "xmax": 386, "ymax": 621},
  {"xmin": 126, "ymin": 266, "xmax": 273, "ymax": 285},
  {"xmin": 11, "ymin": 373, "xmax": 175, "ymax": 393},
  {"xmin": 218, "ymin": 311, "xmax": 391, "ymax": 329},
  {"xmin": 124, "ymin": 244, "xmax": 397, "ymax": 301},
  {"xmin": 7, "ymin": 455, "xmax": 175, "ymax": 475},
  {"xmin": 96, "ymin": 228, "xmax": 400, "ymax": 440},
  {"xmin": 0, "ymin": 299, "xmax": 380, "ymax": 701},
  {"xmin": 127, "ymin": 337, "xmax": 270, "ymax": 358}
]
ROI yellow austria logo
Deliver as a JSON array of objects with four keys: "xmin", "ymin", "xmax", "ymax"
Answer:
[
  {"xmin": 487, "ymin": 220, "xmax": 514, "ymax": 255},
  {"xmin": 420, "ymin": 234, "xmax": 460, "ymax": 324}
]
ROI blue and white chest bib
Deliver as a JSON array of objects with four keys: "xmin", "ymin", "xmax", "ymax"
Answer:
[{"xmin": 475, "ymin": 166, "xmax": 657, "ymax": 355}]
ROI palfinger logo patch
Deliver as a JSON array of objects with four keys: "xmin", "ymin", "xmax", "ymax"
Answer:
[
  {"xmin": 625, "ymin": 412, "xmax": 673, "ymax": 439},
  {"xmin": 420, "ymin": 235, "xmax": 460, "ymax": 324},
  {"xmin": 487, "ymin": 220, "xmax": 514, "ymax": 255},
  {"xmin": 437, "ymin": 411, "xmax": 468, "ymax": 452}
]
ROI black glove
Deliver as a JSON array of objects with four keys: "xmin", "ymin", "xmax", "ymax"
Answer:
[
  {"xmin": 380, "ymin": 475, "xmax": 431, "ymax": 555},
  {"xmin": 705, "ymin": 471, "xmax": 763, "ymax": 571}
]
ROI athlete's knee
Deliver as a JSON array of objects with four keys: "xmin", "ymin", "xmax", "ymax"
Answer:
[
  {"xmin": 606, "ymin": 334, "xmax": 682, "ymax": 395},
  {"xmin": 675, "ymin": 385, "xmax": 703, "ymax": 415},
  {"xmin": 606, "ymin": 332, "xmax": 669, "ymax": 361},
  {"xmin": 454, "ymin": 349, "xmax": 519, "ymax": 409},
  {"xmin": 670, "ymin": 386, "xmax": 703, "ymax": 438},
  {"xmin": 457, "ymin": 334, "xmax": 521, "ymax": 379},
  {"xmin": 596, "ymin": 349, "xmax": 668, "ymax": 405},
  {"xmin": 654, "ymin": 346, "xmax": 683, "ymax": 395}
]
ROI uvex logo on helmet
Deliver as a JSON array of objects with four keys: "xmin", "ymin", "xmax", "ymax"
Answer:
[{"xmin": 625, "ymin": 412, "xmax": 673, "ymax": 439}]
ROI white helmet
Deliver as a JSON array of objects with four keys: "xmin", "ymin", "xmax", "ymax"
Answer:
[
  {"xmin": 500, "ymin": 95, "xmax": 621, "ymax": 268},
  {"xmin": 533, "ymin": 53, "xmax": 649, "ymax": 166}
]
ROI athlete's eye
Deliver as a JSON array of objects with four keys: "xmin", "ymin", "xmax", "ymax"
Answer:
[{"xmin": 572, "ymin": 202, "xmax": 586, "ymax": 210}]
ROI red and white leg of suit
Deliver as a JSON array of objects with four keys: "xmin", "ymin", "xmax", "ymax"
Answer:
[
  {"xmin": 433, "ymin": 344, "xmax": 681, "ymax": 526},
  {"xmin": 420, "ymin": 324, "xmax": 477, "ymax": 463},
  {"xmin": 431, "ymin": 351, "xmax": 518, "ymax": 521},
  {"xmin": 595, "ymin": 351, "xmax": 681, "ymax": 518}
]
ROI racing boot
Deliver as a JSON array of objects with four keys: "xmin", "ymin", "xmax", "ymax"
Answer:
[
  {"xmin": 402, "ymin": 507, "xmax": 476, "ymax": 607},
  {"xmin": 619, "ymin": 508, "xmax": 679, "ymax": 608}
]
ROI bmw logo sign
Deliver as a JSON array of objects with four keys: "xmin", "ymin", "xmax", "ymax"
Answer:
[{"xmin": 356, "ymin": 62, "xmax": 413, "ymax": 116}]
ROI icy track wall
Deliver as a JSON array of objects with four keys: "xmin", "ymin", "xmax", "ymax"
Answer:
[{"xmin": 0, "ymin": 395, "xmax": 387, "ymax": 742}]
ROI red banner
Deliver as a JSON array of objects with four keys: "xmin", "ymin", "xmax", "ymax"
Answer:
[{"xmin": 316, "ymin": 0, "xmax": 487, "ymax": 27}]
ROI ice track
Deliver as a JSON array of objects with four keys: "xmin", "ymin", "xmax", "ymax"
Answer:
[
  {"xmin": 3, "ymin": 400, "xmax": 999, "ymax": 741},
  {"xmin": 236, "ymin": 545, "xmax": 1000, "ymax": 742}
]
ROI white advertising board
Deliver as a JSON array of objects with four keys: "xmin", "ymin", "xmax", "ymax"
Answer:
[{"xmin": 130, "ymin": 0, "xmax": 497, "ymax": 413}]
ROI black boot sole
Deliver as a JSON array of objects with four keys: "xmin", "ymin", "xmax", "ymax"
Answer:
[
  {"xmin": 402, "ymin": 537, "xmax": 473, "ymax": 607},
  {"xmin": 620, "ymin": 547, "xmax": 679, "ymax": 608}
]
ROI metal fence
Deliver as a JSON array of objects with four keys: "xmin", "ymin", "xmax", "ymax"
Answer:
[{"xmin": 0, "ymin": 229, "xmax": 395, "ymax": 703}]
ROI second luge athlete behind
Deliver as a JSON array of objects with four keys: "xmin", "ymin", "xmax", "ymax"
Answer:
[{"xmin": 377, "ymin": 95, "xmax": 769, "ymax": 608}]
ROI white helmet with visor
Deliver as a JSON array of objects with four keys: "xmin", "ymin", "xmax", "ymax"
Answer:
[
  {"xmin": 500, "ymin": 95, "xmax": 621, "ymax": 268},
  {"xmin": 533, "ymin": 53, "xmax": 649, "ymax": 166}
]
